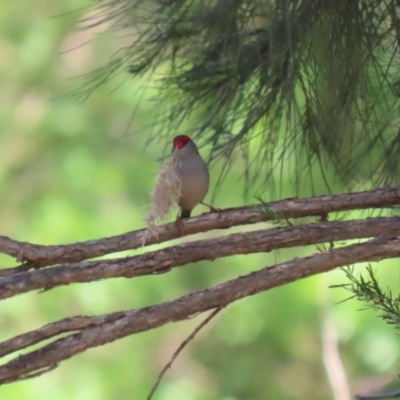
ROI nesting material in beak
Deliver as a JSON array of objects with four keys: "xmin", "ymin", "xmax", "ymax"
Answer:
[{"xmin": 144, "ymin": 156, "xmax": 182, "ymax": 241}]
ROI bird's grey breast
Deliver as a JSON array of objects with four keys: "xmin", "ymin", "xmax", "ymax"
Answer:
[{"xmin": 176, "ymin": 153, "xmax": 210, "ymax": 209}]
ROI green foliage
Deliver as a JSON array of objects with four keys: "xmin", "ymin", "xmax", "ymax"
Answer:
[
  {"xmin": 254, "ymin": 194, "xmax": 294, "ymax": 227},
  {"xmin": 82, "ymin": 0, "xmax": 400, "ymax": 195},
  {"xmin": 333, "ymin": 266, "xmax": 400, "ymax": 329},
  {"xmin": 0, "ymin": 1, "xmax": 399, "ymax": 400}
]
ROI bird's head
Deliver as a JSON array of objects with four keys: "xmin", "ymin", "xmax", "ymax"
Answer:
[{"xmin": 172, "ymin": 135, "xmax": 199, "ymax": 157}]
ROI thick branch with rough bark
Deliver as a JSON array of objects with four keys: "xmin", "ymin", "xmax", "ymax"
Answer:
[
  {"xmin": 0, "ymin": 187, "xmax": 400, "ymax": 386},
  {"xmin": 0, "ymin": 216, "xmax": 399, "ymax": 300},
  {"xmin": 0, "ymin": 186, "xmax": 398, "ymax": 268},
  {"xmin": 0, "ymin": 234, "xmax": 400, "ymax": 384}
]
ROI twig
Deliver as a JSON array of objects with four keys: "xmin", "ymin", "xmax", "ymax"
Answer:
[
  {"xmin": 0, "ymin": 313, "xmax": 125, "ymax": 358},
  {"xmin": 147, "ymin": 307, "xmax": 222, "ymax": 400},
  {"xmin": 356, "ymin": 390, "xmax": 400, "ymax": 399},
  {"xmin": 16, "ymin": 364, "xmax": 58, "ymax": 382},
  {"xmin": 0, "ymin": 186, "xmax": 398, "ymax": 269}
]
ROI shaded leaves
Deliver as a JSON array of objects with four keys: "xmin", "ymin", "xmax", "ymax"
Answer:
[
  {"xmin": 78, "ymin": 0, "xmax": 400, "ymax": 194},
  {"xmin": 333, "ymin": 265, "xmax": 400, "ymax": 328}
]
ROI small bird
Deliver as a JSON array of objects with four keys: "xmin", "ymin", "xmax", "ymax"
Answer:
[{"xmin": 172, "ymin": 135, "xmax": 215, "ymax": 219}]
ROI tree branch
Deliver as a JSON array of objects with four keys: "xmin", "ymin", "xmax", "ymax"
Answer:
[
  {"xmin": 0, "ymin": 186, "xmax": 398, "ymax": 268},
  {"xmin": 356, "ymin": 390, "xmax": 400, "ymax": 399},
  {"xmin": 0, "ymin": 313, "xmax": 125, "ymax": 358},
  {"xmin": 0, "ymin": 216, "xmax": 399, "ymax": 300},
  {"xmin": 0, "ymin": 234, "xmax": 399, "ymax": 384},
  {"xmin": 0, "ymin": 187, "xmax": 400, "ymax": 386}
]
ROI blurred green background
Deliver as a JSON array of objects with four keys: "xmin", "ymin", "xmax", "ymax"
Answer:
[{"xmin": 0, "ymin": 1, "xmax": 399, "ymax": 399}]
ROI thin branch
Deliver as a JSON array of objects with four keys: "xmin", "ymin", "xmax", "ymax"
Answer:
[
  {"xmin": 12, "ymin": 364, "xmax": 58, "ymax": 384},
  {"xmin": 0, "ymin": 313, "xmax": 125, "ymax": 358},
  {"xmin": 0, "ymin": 234, "xmax": 399, "ymax": 384},
  {"xmin": 356, "ymin": 390, "xmax": 400, "ymax": 399},
  {"xmin": 0, "ymin": 186, "xmax": 398, "ymax": 268},
  {"xmin": 147, "ymin": 307, "xmax": 222, "ymax": 400},
  {"xmin": 0, "ymin": 216, "xmax": 399, "ymax": 300}
]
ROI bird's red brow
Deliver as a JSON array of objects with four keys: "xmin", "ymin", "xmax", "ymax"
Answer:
[
  {"xmin": 180, "ymin": 135, "xmax": 190, "ymax": 144},
  {"xmin": 174, "ymin": 135, "xmax": 191, "ymax": 148}
]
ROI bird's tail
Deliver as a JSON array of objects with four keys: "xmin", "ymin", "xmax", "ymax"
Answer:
[{"xmin": 180, "ymin": 209, "xmax": 191, "ymax": 219}]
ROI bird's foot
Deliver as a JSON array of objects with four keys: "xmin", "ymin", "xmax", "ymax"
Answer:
[{"xmin": 201, "ymin": 202, "xmax": 221, "ymax": 217}]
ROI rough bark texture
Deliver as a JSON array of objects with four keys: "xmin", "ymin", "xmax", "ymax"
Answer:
[
  {"xmin": 0, "ymin": 187, "xmax": 399, "ymax": 384},
  {"xmin": 0, "ymin": 186, "xmax": 398, "ymax": 267},
  {"xmin": 0, "ymin": 216, "xmax": 399, "ymax": 300}
]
